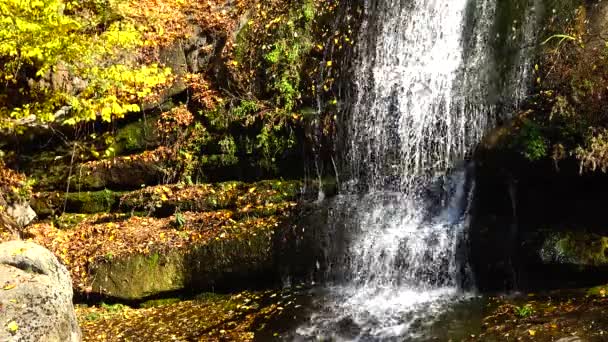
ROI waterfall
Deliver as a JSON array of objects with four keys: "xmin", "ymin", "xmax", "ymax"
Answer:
[
  {"xmin": 294, "ymin": 0, "xmax": 536, "ymax": 340},
  {"xmin": 345, "ymin": 0, "xmax": 490, "ymax": 193}
]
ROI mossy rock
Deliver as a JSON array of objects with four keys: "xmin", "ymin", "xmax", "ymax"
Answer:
[
  {"xmin": 586, "ymin": 284, "xmax": 608, "ymax": 297},
  {"xmin": 31, "ymin": 190, "xmax": 122, "ymax": 216},
  {"xmin": 110, "ymin": 117, "xmax": 161, "ymax": 156},
  {"xmin": 540, "ymin": 231, "xmax": 608, "ymax": 267},
  {"xmin": 89, "ymin": 224, "xmax": 278, "ymax": 300}
]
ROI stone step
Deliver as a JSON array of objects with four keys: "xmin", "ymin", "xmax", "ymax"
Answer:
[
  {"xmin": 31, "ymin": 180, "xmax": 302, "ymax": 218},
  {"xmin": 119, "ymin": 180, "xmax": 302, "ymax": 217},
  {"xmin": 21, "ymin": 209, "xmax": 296, "ymax": 300}
]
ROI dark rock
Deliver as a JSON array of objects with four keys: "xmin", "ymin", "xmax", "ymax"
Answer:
[{"xmin": 471, "ymin": 123, "xmax": 608, "ymax": 291}]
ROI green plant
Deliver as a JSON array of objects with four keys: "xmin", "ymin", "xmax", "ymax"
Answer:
[
  {"xmin": 174, "ymin": 211, "xmax": 186, "ymax": 229},
  {"xmin": 100, "ymin": 302, "xmax": 127, "ymax": 313},
  {"xmin": 514, "ymin": 119, "xmax": 548, "ymax": 161},
  {"xmin": 514, "ymin": 304, "xmax": 534, "ymax": 318},
  {"xmin": 85, "ymin": 312, "xmax": 101, "ymax": 321}
]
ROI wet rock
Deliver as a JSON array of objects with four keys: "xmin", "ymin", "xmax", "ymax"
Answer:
[{"xmin": 0, "ymin": 240, "xmax": 81, "ymax": 342}]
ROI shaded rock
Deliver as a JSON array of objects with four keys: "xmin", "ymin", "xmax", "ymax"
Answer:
[
  {"xmin": 471, "ymin": 122, "xmax": 608, "ymax": 291},
  {"xmin": 0, "ymin": 240, "xmax": 81, "ymax": 342}
]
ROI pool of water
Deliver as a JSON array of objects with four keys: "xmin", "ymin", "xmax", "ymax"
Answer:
[{"xmin": 256, "ymin": 286, "xmax": 491, "ymax": 341}]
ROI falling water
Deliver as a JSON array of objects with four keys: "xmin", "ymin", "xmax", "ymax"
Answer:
[{"xmin": 292, "ymin": 0, "xmax": 537, "ymax": 340}]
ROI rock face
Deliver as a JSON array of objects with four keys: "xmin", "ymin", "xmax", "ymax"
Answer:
[
  {"xmin": 90, "ymin": 224, "xmax": 277, "ymax": 300},
  {"xmin": 471, "ymin": 124, "xmax": 608, "ymax": 291},
  {"xmin": 0, "ymin": 241, "xmax": 81, "ymax": 342}
]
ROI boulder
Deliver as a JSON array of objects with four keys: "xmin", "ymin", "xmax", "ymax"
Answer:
[
  {"xmin": 6, "ymin": 202, "xmax": 36, "ymax": 228},
  {"xmin": 0, "ymin": 240, "xmax": 81, "ymax": 342}
]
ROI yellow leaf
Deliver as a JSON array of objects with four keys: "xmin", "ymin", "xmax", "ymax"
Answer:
[
  {"xmin": 528, "ymin": 330, "xmax": 536, "ymax": 336},
  {"xmin": 7, "ymin": 321, "xmax": 18, "ymax": 334},
  {"xmin": 160, "ymin": 194, "xmax": 168, "ymax": 201},
  {"xmin": 3, "ymin": 284, "xmax": 16, "ymax": 290},
  {"xmin": 326, "ymin": 61, "xmax": 333, "ymax": 67},
  {"xmin": 248, "ymin": 187, "xmax": 257, "ymax": 193}
]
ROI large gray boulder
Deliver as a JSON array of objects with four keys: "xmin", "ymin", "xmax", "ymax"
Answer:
[{"xmin": 0, "ymin": 241, "xmax": 81, "ymax": 342}]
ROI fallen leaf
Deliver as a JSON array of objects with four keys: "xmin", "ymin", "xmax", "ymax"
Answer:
[{"xmin": 7, "ymin": 321, "xmax": 18, "ymax": 334}]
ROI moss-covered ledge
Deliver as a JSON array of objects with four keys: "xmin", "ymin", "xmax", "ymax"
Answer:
[
  {"xmin": 90, "ymin": 224, "xmax": 277, "ymax": 300},
  {"xmin": 31, "ymin": 189, "xmax": 124, "ymax": 217}
]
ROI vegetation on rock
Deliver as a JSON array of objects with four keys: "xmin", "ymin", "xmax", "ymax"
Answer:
[
  {"xmin": 468, "ymin": 290, "xmax": 608, "ymax": 341},
  {"xmin": 509, "ymin": 5, "xmax": 608, "ymax": 173}
]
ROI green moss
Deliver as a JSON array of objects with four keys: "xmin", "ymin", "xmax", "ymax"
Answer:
[
  {"xmin": 67, "ymin": 189, "xmax": 121, "ymax": 213},
  {"xmin": 148, "ymin": 252, "xmax": 160, "ymax": 267},
  {"xmin": 110, "ymin": 117, "xmax": 159, "ymax": 155},
  {"xmin": 89, "ymin": 218, "xmax": 280, "ymax": 300},
  {"xmin": 32, "ymin": 189, "xmax": 123, "ymax": 216},
  {"xmin": 550, "ymin": 232, "xmax": 608, "ymax": 266},
  {"xmin": 586, "ymin": 284, "xmax": 608, "ymax": 297}
]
